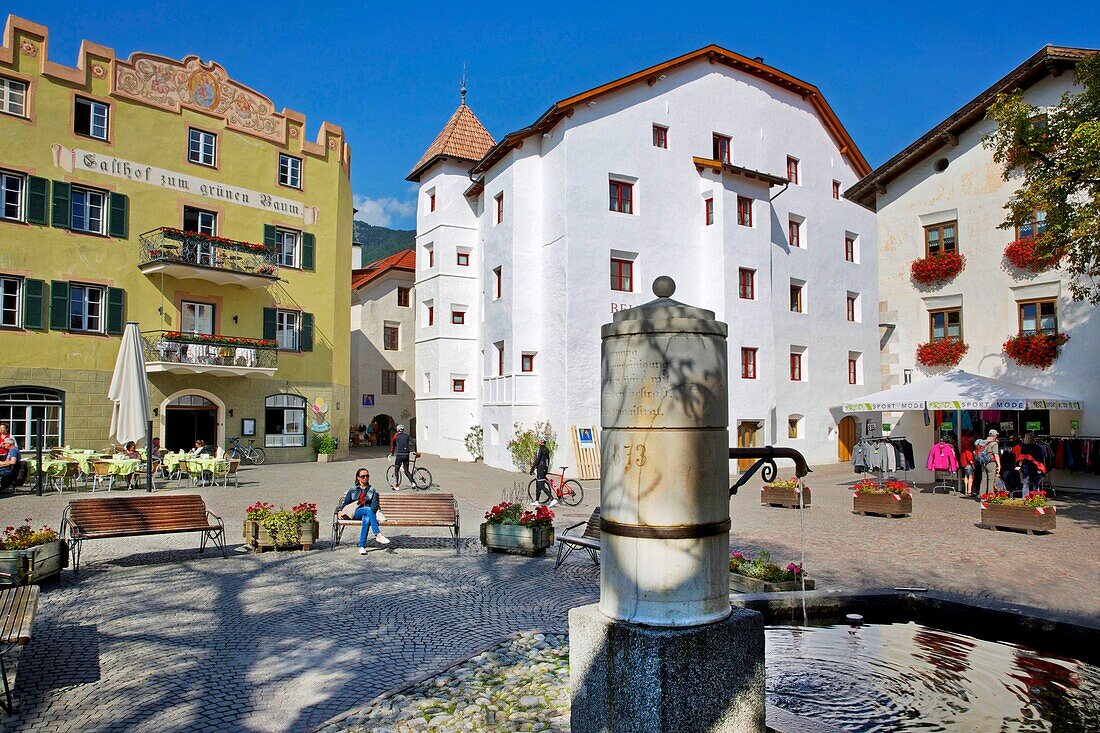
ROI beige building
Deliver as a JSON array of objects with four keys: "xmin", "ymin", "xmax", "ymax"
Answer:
[{"xmin": 351, "ymin": 250, "xmax": 416, "ymax": 443}]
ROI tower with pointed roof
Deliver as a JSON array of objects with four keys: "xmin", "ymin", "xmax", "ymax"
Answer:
[{"xmin": 407, "ymin": 93, "xmax": 496, "ymax": 457}]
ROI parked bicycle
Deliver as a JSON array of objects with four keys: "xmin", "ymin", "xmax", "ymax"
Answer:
[
  {"xmin": 386, "ymin": 452, "xmax": 433, "ymax": 490},
  {"xmin": 225, "ymin": 437, "xmax": 266, "ymax": 465},
  {"xmin": 527, "ymin": 465, "xmax": 584, "ymax": 506}
]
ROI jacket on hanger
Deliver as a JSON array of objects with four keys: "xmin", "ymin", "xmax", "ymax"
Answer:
[{"xmin": 926, "ymin": 442, "xmax": 958, "ymax": 472}]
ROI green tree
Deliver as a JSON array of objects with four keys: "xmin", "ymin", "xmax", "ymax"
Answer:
[{"xmin": 983, "ymin": 55, "xmax": 1100, "ymax": 302}]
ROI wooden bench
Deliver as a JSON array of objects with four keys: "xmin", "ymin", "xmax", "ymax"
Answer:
[
  {"xmin": 331, "ymin": 493, "xmax": 460, "ymax": 551},
  {"xmin": 0, "ymin": 573, "xmax": 39, "ymax": 713},
  {"xmin": 555, "ymin": 507, "xmax": 601, "ymax": 569},
  {"xmin": 60, "ymin": 495, "xmax": 226, "ymax": 572}
]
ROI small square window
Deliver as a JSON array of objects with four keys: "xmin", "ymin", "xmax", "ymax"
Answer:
[
  {"xmin": 925, "ymin": 221, "xmax": 957, "ymax": 256},
  {"xmin": 279, "ymin": 154, "xmax": 302, "ymax": 189},
  {"xmin": 452, "ymin": 378, "xmax": 465, "ymax": 393},
  {"xmin": 611, "ymin": 257, "xmax": 633, "ymax": 292},
  {"xmin": 69, "ymin": 283, "xmax": 105, "ymax": 332},
  {"xmin": 457, "ymin": 252, "xmax": 470, "ymax": 266},
  {"xmin": 713, "ymin": 134, "xmax": 731, "ymax": 164},
  {"xmin": 188, "ymin": 128, "xmax": 217, "ymax": 167},
  {"xmin": 74, "ymin": 97, "xmax": 109, "ymax": 140},
  {"xmin": 740, "ymin": 348, "xmax": 757, "ymax": 380},
  {"xmin": 786, "ymin": 156, "xmax": 799, "ymax": 185},
  {"xmin": 704, "ymin": 198, "xmax": 714, "ymax": 226},
  {"xmin": 1018, "ymin": 299, "xmax": 1057, "ymax": 335},
  {"xmin": 652, "ymin": 125, "xmax": 668, "ymax": 149},
  {"xmin": 451, "ymin": 310, "xmax": 465, "ymax": 325},
  {"xmin": 397, "ymin": 287, "xmax": 410, "ymax": 307},
  {"xmin": 381, "ymin": 370, "xmax": 399, "ymax": 395},
  {"xmin": 383, "ymin": 324, "xmax": 399, "ymax": 350},
  {"xmin": 738, "ymin": 269, "xmax": 755, "ymax": 300},
  {"xmin": 0, "ymin": 76, "xmax": 28, "ymax": 118},
  {"xmin": 521, "ymin": 353, "xmax": 535, "ymax": 372},
  {"xmin": 929, "ymin": 308, "xmax": 962, "ymax": 342},
  {"xmin": 609, "ymin": 180, "xmax": 633, "ymax": 214},
  {"xmin": 737, "ymin": 196, "xmax": 753, "ymax": 227},
  {"xmin": 832, "ymin": 180, "xmax": 841, "ymax": 199}
]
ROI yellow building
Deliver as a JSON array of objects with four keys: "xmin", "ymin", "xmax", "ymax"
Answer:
[{"xmin": 0, "ymin": 16, "xmax": 352, "ymax": 462}]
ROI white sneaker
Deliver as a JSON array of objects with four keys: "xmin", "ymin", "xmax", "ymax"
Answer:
[
  {"xmin": 392, "ymin": 485, "xmax": 401, "ymax": 491},
  {"xmin": 549, "ymin": 499, "xmax": 559, "ymax": 508},
  {"xmin": 358, "ymin": 547, "xmax": 367, "ymax": 555},
  {"xmin": 530, "ymin": 500, "xmax": 542, "ymax": 506},
  {"xmin": 375, "ymin": 534, "xmax": 390, "ymax": 545}
]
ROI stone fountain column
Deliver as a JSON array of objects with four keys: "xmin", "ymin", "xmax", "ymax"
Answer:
[{"xmin": 569, "ymin": 276, "xmax": 765, "ymax": 733}]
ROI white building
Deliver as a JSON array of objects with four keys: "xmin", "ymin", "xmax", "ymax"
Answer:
[
  {"xmin": 350, "ymin": 249, "xmax": 417, "ymax": 442},
  {"xmin": 847, "ymin": 45, "xmax": 1099, "ymax": 490},
  {"xmin": 409, "ymin": 46, "xmax": 880, "ymax": 469}
]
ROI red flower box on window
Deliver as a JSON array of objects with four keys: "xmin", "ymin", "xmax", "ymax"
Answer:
[
  {"xmin": 1003, "ymin": 238, "xmax": 1063, "ymax": 273},
  {"xmin": 1003, "ymin": 333, "xmax": 1069, "ymax": 369},
  {"xmin": 916, "ymin": 338, "xmax": 968, "ymax": 367},
  {"xmin": 910, "ymin": 252, "xmax": 965, "ymax": 285}
]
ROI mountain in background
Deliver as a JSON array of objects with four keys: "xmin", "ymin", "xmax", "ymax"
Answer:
[{"xmin": 353, "ymin": 220, "xmax": 415, "ymax": 266}]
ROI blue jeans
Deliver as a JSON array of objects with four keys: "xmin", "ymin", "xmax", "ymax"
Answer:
[{"xmin": 354, "ymin": 506, "xmax": 380, "ymax": 546}]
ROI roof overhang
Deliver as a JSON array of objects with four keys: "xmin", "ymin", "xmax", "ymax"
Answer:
[
  {"xmin": 406, "ymin": 153, "xmax": 481, "ymax": 183},
  {"xmin": 693, "ymin": 157, "xmax": 789, "ymax": 186},
  {"xmin": 846, "ymin": 45, "xmax": 1098, "ymax": 210}
]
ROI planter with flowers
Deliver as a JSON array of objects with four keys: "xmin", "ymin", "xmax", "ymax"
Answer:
[
  {"xmin": 244, "ymin": 502, "xmax": 320, "ymax": 551},
  {"xmin": 760, "ymin": 477, "xmax": 810, "ymax": 508},
  {"xmin": 728, "ymin": 550, "xmax": 813, "ymax": 593},
  {"xmin": 911, "ymin": 252, "xmax": 965, "ymax": 286},
  {"xmin": 1004, "ymin": 238, "xmax": 1063, "ymax": 273},
  {"xmin": 0, "ymin": 520, "xmax": 67, "ymax": 585},
  {"xmin": 1003, "ymin": 333, "xmax": 1069, "ymax": 370},
  {"xmin": 916, "ymin": 338, "xmax": 968, "ymax": 368},
  {"xmin": 852, "ymin": 479, "xmax": 913, "ymax": 518},
  {"xmin": 980, "ymin": 490, "xmax": 1055, "ymax": 534},
  {"xmin": 480, "ymin": 502, "xmax": 554, "ymax": 556}
]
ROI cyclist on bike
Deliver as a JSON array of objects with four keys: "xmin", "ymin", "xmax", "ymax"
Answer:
[
  {"xmin": 529, "ymin": 435, "xmax": 556, "ymax": 507},
  {"xmin": 388, "ymin": 424, "xmax": 416, "ymax": 491}
]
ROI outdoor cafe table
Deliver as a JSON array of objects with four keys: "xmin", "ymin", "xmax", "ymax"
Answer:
[
  {"xmin": 187, "ymin": 456, "xmax": 227, "ymax": 484},
  {"xmin": 106, "ymin": 458, "xmax": 142, "ymax": 477}
]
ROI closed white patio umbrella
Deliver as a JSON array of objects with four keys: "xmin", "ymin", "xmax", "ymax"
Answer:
[{"xmin": 108, "ymin": 321, "xmax": 153, "ymax": 491}]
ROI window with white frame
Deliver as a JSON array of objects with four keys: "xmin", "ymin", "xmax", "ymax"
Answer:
[
  {"xmin": 1, "ymin": 171, "xmax": 24, "ymax": 222},
  {"xmin": 276, "ymin": 229, "xmax": 300, "ymax": 268},
  {"xmin": 278, "ymin": 153, "xmax": 302, "ymax": 189},
  {"xmin": 264, "ymin": 394, "xmax": 306, "ymax": 447},
  {"xmin": 188, "ymin": 128, "xmax": 217, "ymax": 167},
  {"xmin": 0, "ymin": 276, "xmax": 22, "ymax": 328},
  {"xmin": 276, "ymin": 310, "xmax": 300, "ymax": 350},
  {"xmin": 68, "ymin": 283, "xmax": 105, "ymax": 333},
  {"xmin": 0, "ymin": 387, "xmax": 63, "ymax": 450},
  {"xmin": 74, "ymin": 97, "xmax": 109, "ymax": 140},
  {"xmin": 183, "ymin": 206, "xmax": 217, "ymax": 235},
  {"xmin": 180, "ymin": 301, "xmax": 215, "ymax": 335},
  {"xmin": 0, "ymin": 77, "xmax": 27, "ymax": 117},
  {"xmin": 71, "ymin": 186, "xmax": 106, "ymax": 234}
]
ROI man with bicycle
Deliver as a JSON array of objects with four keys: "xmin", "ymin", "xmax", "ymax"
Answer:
[
  {"xmin": 529, "ymin": 435, "xmax": 557, "ymax": 507},
  {"xmin": 388, "ymin": 424, "xmax": 417, "ymax": 491}
]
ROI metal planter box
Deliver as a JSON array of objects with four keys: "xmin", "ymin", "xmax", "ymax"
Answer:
[
  {"xmin": 981, "ymin": 503, "xmax": 1055, "ymax": 534},
  {"xmin": 761, "ymin": 485, "xmax": 810, "ymax": 508},
  {"xmin": 853, "ymin": 492, "xmax": 912, "ymax": 518},
  {"xmin": 0, "ymin": 540, "xmax": 68, "ymax": 585},
  {"xmin": 479, "ymin": 523, "xmax": 554, "ymax": 557},
  {"xmin": 728, "ymin": 572, "xmax": 815, "ymax": 594}
]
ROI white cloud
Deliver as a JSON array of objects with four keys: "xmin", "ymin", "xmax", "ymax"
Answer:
[{"xmin": 353, "ymin": 195, "xmax": 416, "ymax": 228}]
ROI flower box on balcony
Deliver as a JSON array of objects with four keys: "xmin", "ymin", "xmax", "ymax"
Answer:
[
  {"xmin": 911, "ymin": 252, "xmax": 965, "ymax": 285},
  {"xmin": 916, "ymin": 338, "xmax": 968, "ymax": 367},
  {"xmin": 1004, "ymin": 238, "xmax": 1063, "ymax": 273},
  {"xmin": 1003, "ymin": 333, "xmax": 1069, "ymax": 370},
  {"xmin": 162, "ymin": 332, "xmax": 278, "ymax": 349}
]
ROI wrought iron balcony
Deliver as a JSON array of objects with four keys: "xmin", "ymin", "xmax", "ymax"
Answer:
[
  {"xmin": 137, "ymin": 227, "xmax": 279, "ymax": 288},
  {"xmin": 142, "ymin": 331, "xmax": 278, "ymax": 378}
]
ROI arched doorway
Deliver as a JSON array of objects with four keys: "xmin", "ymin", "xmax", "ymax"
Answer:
[
  {"xmin": 161, "ymin": 390, "xmax": 224, "ymax": 452},
  {"xmin": 372, "ymin": 413, "xmax": 394, "ymax": 447},
  {"xmin": 838, "ymin": 416, "xmax": 857, "ymax": 461}
]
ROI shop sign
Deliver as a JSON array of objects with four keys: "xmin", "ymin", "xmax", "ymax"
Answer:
[
  {"xmin": 1026, "ymin": 421, "xmax": 1042, "ymax": 431},
  {"xmin": 1071, "ymin": 420, "xmax": 1080, "ymax": 430}
]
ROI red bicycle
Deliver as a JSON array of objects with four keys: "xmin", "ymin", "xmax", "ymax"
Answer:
[{"xmin": 527, "ymin": 465, "xmax": 584, "ymax": 506}]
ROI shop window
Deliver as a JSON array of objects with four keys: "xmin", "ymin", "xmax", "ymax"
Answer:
[{"xmin": 264, "ymin": 394, "xmax": 306, "ymax": 447}]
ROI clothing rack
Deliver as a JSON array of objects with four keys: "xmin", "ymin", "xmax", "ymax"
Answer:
[
  {"xmin": 929, "ymin": 439, "xmax": 959, "ymax": 494},
  {"xmin": 863, "ymin": 435, "xmax": 912, "ymax": 483},
  {"xmin": 1035, "ymin": 435, "xmax": 1100, "ymax": 495}
]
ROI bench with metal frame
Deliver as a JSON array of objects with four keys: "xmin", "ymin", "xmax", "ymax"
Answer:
[
  {"xmin": 331, "ymin": 493, "xmax": 460, "ymax": 551},
  {"xmin": 555, "ymin": 507, "xmax": 601, "ymax": 569},
  {"xmin": 60, "ymin": 494, "xmax": 226, "ymax": 572},
  {"xmin": 0, "ymin": 573, "xmax": 39, "ymax": 713}
]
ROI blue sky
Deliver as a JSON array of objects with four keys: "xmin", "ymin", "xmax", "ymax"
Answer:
[{"xmin": 6, "ymin": 1, "xmax": 1099, "ymax": 230}]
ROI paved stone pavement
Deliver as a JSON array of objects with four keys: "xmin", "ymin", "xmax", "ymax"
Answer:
[{"xmin": 1, "ymin": 447, "xmax": 1098, "ymax": 732}]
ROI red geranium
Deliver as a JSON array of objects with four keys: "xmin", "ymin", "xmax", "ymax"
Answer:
[
  {"xmin": 1003, "ymin": 332, "xmax": 1069, "ymax": 369},
  {"xmin": 160, "ymin": 226, "xmax": 269, "ymax": 252},
  {"xmin": 911, "ymin": 252, "xmax": 965, "ymax": 285},
  {"xmin": 916, "ymin": 338, "xmax": 968, "ymax": 367},
  {"xmin": 1004, "ymin": 238, "xmax": 1063, "ymax": 273},
  {"xmin": 161, "ymin": 332, "xmax": 277, "ymax": 349}
]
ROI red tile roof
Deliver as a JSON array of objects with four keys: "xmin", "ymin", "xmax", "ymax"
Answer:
[
  {"xmin": 407, "ymin": 103, "xmax": 497, "ymax": 181},
  {"xmin": 351, "ymin": 248, "xmax": 416, "ymax": 290}
]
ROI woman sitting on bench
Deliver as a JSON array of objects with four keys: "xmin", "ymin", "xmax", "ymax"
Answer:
[{"xmin": 340, "ymin": 468, "xmax": 390, "ymax": 554}]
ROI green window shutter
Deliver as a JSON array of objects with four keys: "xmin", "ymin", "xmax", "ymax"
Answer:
[
  {"xmin": 301, "ymin": 233, "xmax": 315, "ymax": 270},
  {"xmin": 22, "ymin": 279, "xmax": 46, "ymax": 330},
  {"xmin": 300, "ymin": 312, "xmax": 314, "ymax": 352},
  {"xmin": 263, "ymin": 224, "xmax": 277, "ymax": 249},
  {"xmin": 108, "ymin": 192, "xmax": 129, "ymax": 239},
  {"xmin": 262, "ymin": 307, "xmax": 276, "ymax": 342},
  {"xmin": 49, "ymin": 281, "xmax": 69, "ymax": 331},
  {"xmin": 51, "ymin": 181, "xmax": 71, "ymax": 228},
  {"xmin": 105, "ymin": 288, "xmax": 125, "ymax": 335},
  {"xmin": 26, "ymin": 177, "xmax": 50, "ymax": 225}
]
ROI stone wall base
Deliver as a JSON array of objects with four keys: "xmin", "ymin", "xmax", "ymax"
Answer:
[{"xmin": 569, "ymin": 603, "xmax": 765, "ymax": 733}]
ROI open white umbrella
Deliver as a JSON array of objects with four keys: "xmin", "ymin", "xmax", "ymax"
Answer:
[
  {"xmin": 843, "ymin": 370, "xmax": 1081, "ymax": 412},
  {"xmin": 108, "ymin": 322, "xmax": 153, "ymax": 491}
]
